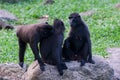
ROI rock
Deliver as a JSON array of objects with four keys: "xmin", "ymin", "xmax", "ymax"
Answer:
[
  {"xmin": 0, "ymin": 63, "xmax": 25, "ymax": 80},
  {"xmin": 106, "ymin": 48, "xmax": 120, "ymax": 79},
  {"xmin": 80, "ymin": 10, "xmax": 95, "ymax": 16},
  {"xmin": 0, "ymin": 10, "xmax": 17, "ymax": 21},
  {"xmin": 37, "ymin": 15, "xmax": 49, "ymax": 24},
  {"xmin": 0, "ymin": 77, "xmax": 9, "ymax": 80},
  {"xmin": 22, "ymin": 55, "xmax": 114, "ymax": 80},
  {"xmin": 115, "ymin": 3, "xmax": 120, "ymax": 9},
  {"xmin": 0, "ymin": 20, "xmax": 14, "ymax": 30}
]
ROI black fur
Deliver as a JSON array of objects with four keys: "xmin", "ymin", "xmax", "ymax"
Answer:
[
  {"xmin": 63, "ymin": 13, "xmax": 95, "ymax": 66},
  {"xmin": 40, "ymin": 19, "xmax": 67, "ymax": 75},
  {"xmin": 16, "ymin": 23, "xmax": 54, "ymax": 71}
]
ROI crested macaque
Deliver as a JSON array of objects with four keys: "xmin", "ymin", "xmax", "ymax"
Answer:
[
  {"xmin": 40, "ymin": 19, "xmax": 67, "ymax": 75},
  {"xmin": 63, "ymin": 13, "xmax": 95, "ymax": 66},
  {"xmin": 16, "ymin": 23, "xmax": 54, "ymax": 71}
]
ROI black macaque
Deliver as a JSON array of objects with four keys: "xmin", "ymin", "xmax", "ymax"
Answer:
[
  {"xmin": 40, "ymin": 19, "xmax": 67, "ymax": 75},
  {"xmin": 16, "ymin": 23, "xmax": 54, "ymax": 71},
  {"xmin": 62, "ymin": 12, "xmax": 95, "ymax": 66}
]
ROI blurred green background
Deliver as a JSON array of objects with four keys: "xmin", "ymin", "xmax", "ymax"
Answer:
[{"xmin": 0, "ymin": 0, "xmax": 120, "ymax": 64}]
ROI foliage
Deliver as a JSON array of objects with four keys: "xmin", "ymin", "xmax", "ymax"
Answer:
[{"xmin": 0, "ymin": 0, "xmax": 120, "ymax": 64}]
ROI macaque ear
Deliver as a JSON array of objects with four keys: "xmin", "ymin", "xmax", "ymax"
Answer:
[{"xmin": 17, "ymin": 23, "xmax": 55, "ymax": 72}]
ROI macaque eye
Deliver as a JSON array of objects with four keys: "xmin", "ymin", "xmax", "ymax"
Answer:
[
  {"xmin": 76, "ymin": 16, "xmax": 80, "ymax": 18},
  {"xmin": 69, "ymin": 17, "xmax": 72, "ymax": 19}
]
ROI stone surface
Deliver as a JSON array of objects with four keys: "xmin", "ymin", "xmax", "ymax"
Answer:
[
  {"xmin": 22, "ymin": 55, "xmax": 114, "ymax": 80},
  {"xmin": 0, "ymin": 56, "xmax": 115, "ymax": 80},
  {"xmin": 106, "ymin": 48, "xmax": 120, "ymax": 79},
  {"xmin": 0, "ymin": 63, "xmax": 25, "ymax": 80},
  {"xmin": 37, "ymin": 15, "xmax": 49, "ymax": 24},
  {"xmin": 80, "ymin": 10, "xmax": 95, "ymax": 16},
  {"xmin": 115, "ymin": 3, "xmax": 120, "ymax": 9},
  {"xmin": 0, "ymin": 10, "xmax": 17, "ymax": 21},
  {"xmin": 0, "ymin": 20, "xmax": 14, "ymax": 30}
]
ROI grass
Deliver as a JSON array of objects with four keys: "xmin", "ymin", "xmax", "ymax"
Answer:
[{"xmin": 0, "ymin": 0, "xmax": 120, "ymax": 64}]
